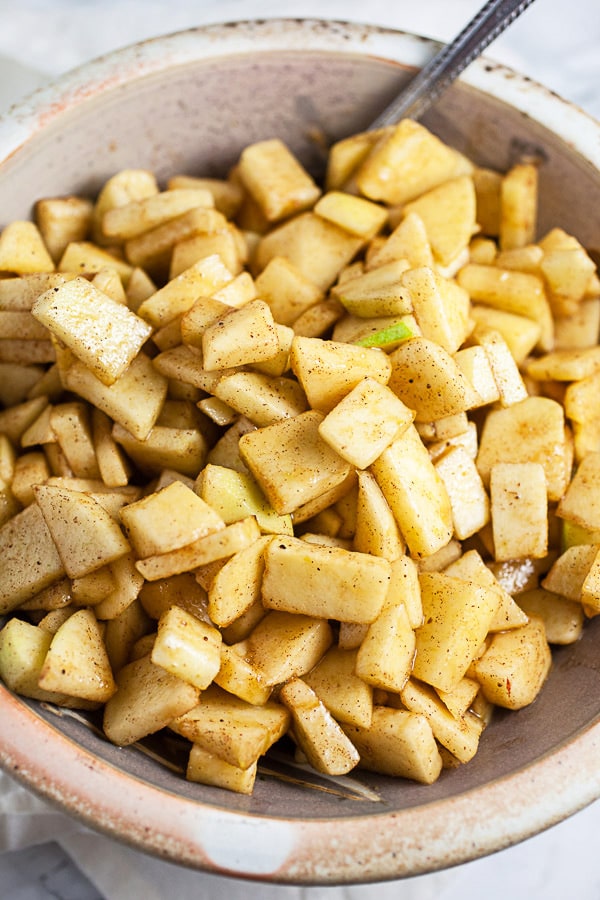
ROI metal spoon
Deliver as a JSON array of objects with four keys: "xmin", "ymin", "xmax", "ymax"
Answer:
[{"xmin": 369, "ymin": 0, "xmax": 538, "ymax": 129}]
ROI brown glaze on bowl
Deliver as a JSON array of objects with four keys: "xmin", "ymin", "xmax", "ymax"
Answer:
[{"xmin": 1, "ymin": 18, "xmax": 600, "ymax": 885}]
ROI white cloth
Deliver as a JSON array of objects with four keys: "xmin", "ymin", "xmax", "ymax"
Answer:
[{"xmin": 1, "ymin": 1, "xmax": 600, "ymax": 897}]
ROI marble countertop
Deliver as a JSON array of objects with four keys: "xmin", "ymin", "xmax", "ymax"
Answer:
[{"xmin": 0, "ymin": 1, "xmax": 599, "ymax": 898}]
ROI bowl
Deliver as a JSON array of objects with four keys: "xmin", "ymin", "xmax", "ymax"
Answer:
[{"xmin": 1, "ymin": 17, "xmax": 600, "ymax": 886}]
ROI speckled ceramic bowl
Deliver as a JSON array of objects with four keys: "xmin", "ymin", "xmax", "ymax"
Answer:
[{"xmin": 1, "ymin": 18, "xmax": 600, "ymax": 886}]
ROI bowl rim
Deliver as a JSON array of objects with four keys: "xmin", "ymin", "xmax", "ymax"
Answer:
[
  {"xmin": 0, "ymin": 17, "xmax": 598, "ymax": 168},
  {"xmin": 1, "ymin": 16, "xmax": 600, "ymax": 886},
  {"xmin": 4, "ymin": 684, "xmax": 600, "ymax": 883}
]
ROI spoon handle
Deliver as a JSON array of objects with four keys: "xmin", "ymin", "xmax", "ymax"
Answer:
[{"xmin": 369, "ymin": 0, "xmax": 537, "ymax": 128}]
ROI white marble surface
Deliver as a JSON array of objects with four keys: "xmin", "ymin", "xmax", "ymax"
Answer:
[{"xmin": 0, "ymin": 1, "xmax": 599, "ymax": 898}]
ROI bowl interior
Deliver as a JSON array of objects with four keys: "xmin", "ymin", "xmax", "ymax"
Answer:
[
  {"xmin": 2, "ymin": 35, "xmax": 599, "ymax": 251},
  {"xmin": 1, "ymin": 20, "xmax": 600, "ymax": 882}
]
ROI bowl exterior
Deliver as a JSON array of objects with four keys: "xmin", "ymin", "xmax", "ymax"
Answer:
[{"xmin": 1, "ymin": 18, "xmax": 600, "ymax": 885}]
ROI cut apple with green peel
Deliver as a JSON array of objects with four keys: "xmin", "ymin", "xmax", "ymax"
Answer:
[{"xmin": 354, "ymin": 319, "xmax": 415, "ymax": 349}]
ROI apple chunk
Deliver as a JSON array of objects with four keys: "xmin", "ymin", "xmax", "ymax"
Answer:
[
  {"xmin": 38, "ymin": 608, "xmax": 116, "ymax": 702},
  {"xmin": 120, "ymin": 480, "xmax": 225, "ymax": 558},
  {"xmin": 33, "ymin": 276, "xmax": 152, "ymax": 385},
  {"xmin": 35, "ymin": 483, "xmax": 130, "ymax": 578},
  {"xmin": 0, "ymin": 503, "xmax": 64, "ymax": 614},
  {"xmin": 151, "ymin": 605, "xmax": 222, "ymax": 690},
  {"xmin": 262, "ymin": 535, "xmax": 391, "ymax": 623}
]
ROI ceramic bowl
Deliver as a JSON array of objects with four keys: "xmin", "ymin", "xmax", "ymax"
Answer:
[{"xmin": 1, "ymin": 18, "xmax": 599, "ymax": 886}]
